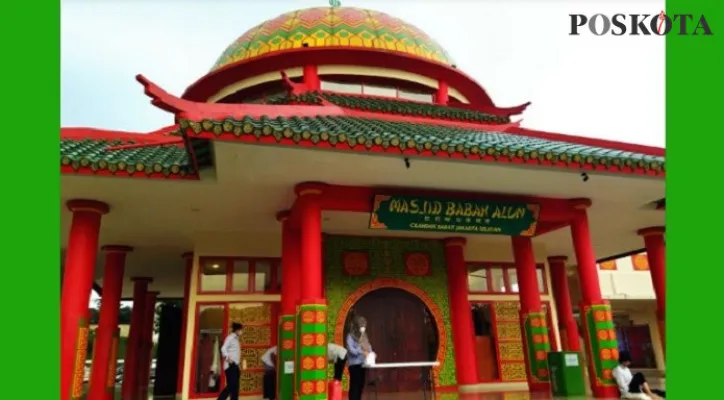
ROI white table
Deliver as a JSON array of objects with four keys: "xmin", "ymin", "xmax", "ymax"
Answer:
[{"xmin": 364, "ymin": 361, "xmax": 440, "ymax": 400}]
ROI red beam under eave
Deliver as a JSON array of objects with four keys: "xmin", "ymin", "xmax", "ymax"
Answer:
[{"xmin": 295, "ymin": 184, "xmax": 576, "ymax": 223}]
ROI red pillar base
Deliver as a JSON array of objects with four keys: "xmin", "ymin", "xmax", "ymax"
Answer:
[
  {"xmin": 528, "ymin": 382, "xmax": 552, "ymax": 393},
  {"xmin": 591, "ymin": 386, "xmax": 620, "ymax": 398}
]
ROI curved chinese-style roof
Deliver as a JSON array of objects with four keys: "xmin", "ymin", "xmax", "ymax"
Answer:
[
  {"xmin": 59, "ymin": 76, "xmax": 665, "ymax": 181},
  {"xmin": 211, "ymin": 7, "xmax": 453, "ymax": 72}
]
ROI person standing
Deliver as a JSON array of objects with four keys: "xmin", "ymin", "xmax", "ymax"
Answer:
[
  {"xmin": 346, "ymin": 317, "xmax": 373, "ymax": 400},
  {"xmin": 217, "ymin": 322, "xmax": 244, "ymax": 400},
  {"xmin": 260, "ymin": 346, "xmax": 278, "ymax": 400}
]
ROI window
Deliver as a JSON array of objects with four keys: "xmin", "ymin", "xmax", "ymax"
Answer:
[
  {"xmin": 320, "ymin": 81, "xmax": 363, "ymax": 94},
  {"xmin": 508, "ymin": 269, "xmax": 519, "ymax": 293},
  {"xmin": 253, "ymin": 261, "xmax": 272, "ymax": 292},
  {"xmin": 200, "ymin": 259, "xmax": 228, "ymax": 292},
  {"xmin": 467, "ymin": 263, "xmax": 548, "ymax": 293},
  {"xmin": 197, "ymin": 257, "xmax": 280, "ymax": 294},
  {"xmin": 319, "ymin": 80, "xmax": 434, "ymax": 103},
  {"xmin": 362, "ymin": 84, "xmax": 397, "ymax": 97},
  {"xmin": 398, "ymin": 90, "xmax": 433, "ymax": 103},
  {"xmin": 231, "ymin": 260, "xmax": 250, "ymax": 292},
  {"xmin": 467, "ymin": 265, "xmax": 489, "ymax": 292},
  {"xmin": 490, "ymin": 268, "xmax": 506, "ymax": 292}
]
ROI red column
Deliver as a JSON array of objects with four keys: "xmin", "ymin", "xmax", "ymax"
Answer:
[
  {"xmin": 511, "ymin": 236, "xmax": 543, "ymax": 312},
  {"xmin": 176, "ymin": 252, "xmax": 194, "ymax": 395},
  {"xmin": 547, "ymin": 256, "xmax": 581, "ymax": 351},
  {"xmin": 303, "ymin": 64, "xmax": 320, "ymax": 91},
  {"xmin": 121, "ymin": 277, "xmax": 152, "ymax": 400},
  {"xmin": 278, "ymin": 211, "xmax": 302, "ymax": 315},
  {"xmin": 569, "ymin": 200, "xmax": 603, "ymax": 305},
  {"xmin": 296, "ymin": 186, "xmax": 323, "ymax": 299},
  {"xmin": 443, "ymin": 238, "xmax": 478, "ymax": 386},
  {"xmin": 61, "ymin": 199, "xmax": 109, "ymax": 400},
  {"xmin": 137, "ymin": 291, "xmax": 159, "ymax": 400},
  {"xmin": 638, "ymin": 227, "xmax": 665, "ymax": 349},
  {"xmin": 88, "ymin": 245, "xmax": 133, "ymax": 400},
  {"xmin": 569, "ymin": 199, "xmax": 618, "ymax": 398},
  {"xmin": 436, "ymin": 80, "xmax": 449, "ymax": 105},
  {"xmin": 511, "ymin": 236, "xmax": 550, "ymax": 392}
]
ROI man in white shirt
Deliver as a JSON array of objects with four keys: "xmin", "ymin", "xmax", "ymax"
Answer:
[
  {"xmin": 261, "ymin": 346, "xmax": 277, "ymax": 400},
  {"xmin": 612, "ymin": 351, "xmax": 664, "ymax": 399},
  {"xmin": 217, "ymin": 322, "xmax": 244, "ymax": 400}
]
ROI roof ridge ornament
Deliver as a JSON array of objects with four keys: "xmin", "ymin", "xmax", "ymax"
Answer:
[{"xmin": 329, "ymin": 0, "xmax": 341, "ymax": 8}]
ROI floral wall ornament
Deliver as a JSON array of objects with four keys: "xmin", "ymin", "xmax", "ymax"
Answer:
[
  {"xmin": 342, "ymin": 251, "xmax": 370, "ymax": 276},
  {"xmin": 405, "ymin": 252, "xmax": 432, "ymax": 276},
  {"xmin": 631, "ymin": 253, "xmax": 650, "ymax": 271}
]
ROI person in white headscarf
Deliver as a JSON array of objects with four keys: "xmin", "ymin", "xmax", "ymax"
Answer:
[{"xmin": 346, "ymin": 317, "xmax": 373, "ymax": 400}]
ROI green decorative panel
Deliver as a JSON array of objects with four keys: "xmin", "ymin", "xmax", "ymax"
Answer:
[
  {"xmin": 295, "ymin": 303, "xmax": 328, "ymax": 400},
  {"xmin": 581, "ymin": 303, "xmax": 619, "ymax": 390},
  {"xmin": 277, "ymin": 315, "xmax": 296, "ymax": 400},
  {"xmin": 323, "ymin": 235, "xmax": 457, "ymax": 388},
  {"xmin": 522, "ymin": 312, "xmax": 551, "ymax": 383}
]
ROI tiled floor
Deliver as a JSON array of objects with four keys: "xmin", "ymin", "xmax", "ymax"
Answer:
[
  {"xmin": 93, "ymin": 389, "xmax": 624, "ymax": 400},
  {"xmin": 90, "ymin": 375, "xmax": 666, "ymax": 400}
]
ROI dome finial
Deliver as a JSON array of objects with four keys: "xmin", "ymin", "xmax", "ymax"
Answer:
[{"xmin": 329, "ymin": 0, "xmax": 341, "ymax": 8}]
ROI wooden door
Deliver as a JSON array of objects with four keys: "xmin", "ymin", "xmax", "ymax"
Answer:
[
  {"xmin": 623, "ymin": 326, "xmax": 656, "ymax": 368},
  {"xmin": 351, "ymin": 288, "xmax": 431, "ymax": 393}
]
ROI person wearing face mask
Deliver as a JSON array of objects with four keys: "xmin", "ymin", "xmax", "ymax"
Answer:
[{"xmin": 346, "ymin": 316, "xmax": 373, "ymax": 400}]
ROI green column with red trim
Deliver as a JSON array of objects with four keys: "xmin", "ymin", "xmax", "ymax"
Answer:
[
  {"xmin": 295, "ymin": 301, "xmax": 328, "ymax": 400},
  {"xmin": 277, "ymin": 315, "xmax": 296, "ymax": 400},
  {"xmin": 520, "ymin": 311, "xmax": 551, "ymax": 391},
  {"xmin": 581, "ymin": 303, "xmax": 619, "ymax": 398}
]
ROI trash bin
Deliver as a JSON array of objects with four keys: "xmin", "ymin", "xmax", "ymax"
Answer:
[{"xmin": 547, "ymin": 351, "xmax": 586, "ymax": 397}]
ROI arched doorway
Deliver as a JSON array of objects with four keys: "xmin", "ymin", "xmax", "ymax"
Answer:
[{"xmin": 345, "ymin": 287, "xmax": 439, "ymax": 393}]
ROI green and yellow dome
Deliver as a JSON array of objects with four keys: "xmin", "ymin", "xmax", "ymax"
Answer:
[{"xmin": 211, "ymin": 7, "xmax": 454, "ymax": 72}]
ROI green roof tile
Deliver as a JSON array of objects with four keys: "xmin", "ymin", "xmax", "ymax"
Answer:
[
  {"xmin": 61, "ymin": 116, "xmax": 664, "ymax": 179},
  {"xmin": 265, "ymin": 92, "xmax": 511, "ymax": 124},
  {"xmin": 178, "ymin": 115, "xmax": 665, "ymax": 174},
  {"xmin": 60, "ymin": 139, "xmax": 194, "ymax": 177}
]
